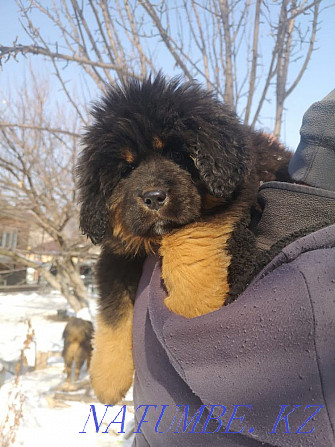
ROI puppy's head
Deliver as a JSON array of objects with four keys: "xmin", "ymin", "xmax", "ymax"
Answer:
[{"xmin": 77, "ymin": 74, "xmax": 249, "ymax": 253}]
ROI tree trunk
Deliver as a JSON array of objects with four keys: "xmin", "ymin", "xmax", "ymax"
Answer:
[
  {"xmin": 60, "ymin": 257, "xmax": 89, "ymax": 309},
  {"xmin": 219, "ymin": 0, "xmax": 234, "ymax": 107}
]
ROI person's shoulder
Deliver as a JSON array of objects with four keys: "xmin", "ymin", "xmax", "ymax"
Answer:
[
  {"xmin": 251, "ymin": 223, "xmax": 335, "ymax": 305},
  {"xmin": 281, "ymin": 223, "xmax": 335, "ymax": 262},
  {"xmin": 256, "ymin": 223, "xmax": 335, "ymax": 278}
]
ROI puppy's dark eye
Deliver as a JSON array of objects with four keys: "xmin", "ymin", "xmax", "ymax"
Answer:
[
  {"xmin": 169, "ymin": 151, "xmax": 188, "ymax": 165},
  {"xmin": 121, "ymin": 163, "xmax": 136, "ymax": 178}
]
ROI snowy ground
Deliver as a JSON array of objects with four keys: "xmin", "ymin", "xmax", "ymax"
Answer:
[{"xmin": 0, "ymin": 290, "xmax": 135, "ymax": 447}]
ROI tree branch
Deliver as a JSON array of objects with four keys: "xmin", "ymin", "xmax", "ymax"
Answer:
[
  {"xmin": 0, "ymin": 43, "xmax": 136, "ymax": 77},
  {"xmin": 0, "ymin": 123, "xmax": 81, "ymax": 138}
]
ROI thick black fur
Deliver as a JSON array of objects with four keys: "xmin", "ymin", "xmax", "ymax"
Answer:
[
  {"xmin": 76, "ymin": 73, "xmax": 291, "ymax": 327},
  {"xmin": 95, "ymin": 248, "xmax": 144, "ymax": 324}
]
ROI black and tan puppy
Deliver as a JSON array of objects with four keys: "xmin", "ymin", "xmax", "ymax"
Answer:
[
  {"xmin": 62, "ymin": 317, "xmax": 94, "ymax": 382},
  {"xmin": 76, "ymin": 74, "xmax": 291, "ymax": 404}
]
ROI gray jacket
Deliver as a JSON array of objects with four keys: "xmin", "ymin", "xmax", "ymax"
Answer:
[{"xmin": 132, "ymin": 183, "xmax": 335, "ymax": 447}]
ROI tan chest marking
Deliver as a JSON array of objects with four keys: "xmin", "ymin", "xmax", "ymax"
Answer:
[{"xmin": 159, "ymin": 203, "xmax": 246, "ymax": 318}]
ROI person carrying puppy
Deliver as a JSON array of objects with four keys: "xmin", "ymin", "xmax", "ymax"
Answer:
[{"xmin": 131, "ymin": 90, "xmax": 335, "ymax": 447}]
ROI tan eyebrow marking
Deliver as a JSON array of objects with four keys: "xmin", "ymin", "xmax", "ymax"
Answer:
[
  {"xmin": 153, "ymin": 136, "xmax": 164, "ymax": 150},
  {"xmin": 121, "ymin": 148, "xmax": 135, "ymax": 164}
]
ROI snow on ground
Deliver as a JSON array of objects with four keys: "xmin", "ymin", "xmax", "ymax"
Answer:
[
  {"xmin": 0, "ymin": 291, "xmax": 135, "ymax": 447},
  {"xmin": 0, "ymin": 291, "xmax": 69, "ymax": 363}
]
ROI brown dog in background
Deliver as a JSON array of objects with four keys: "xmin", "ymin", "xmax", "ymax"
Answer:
[{"xmin": 62, "ymin": 317, "xmax": 94, "ymax": 382}]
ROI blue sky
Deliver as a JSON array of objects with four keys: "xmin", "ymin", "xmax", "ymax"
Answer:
[{"xmin": 1, "ymin": 1, "xmax": 335, "ymax": 151}]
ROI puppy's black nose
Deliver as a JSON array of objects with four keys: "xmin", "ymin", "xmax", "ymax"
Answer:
[{"xmin": 142, "ymin": 190, "xmax": 167, "ymax": 210}]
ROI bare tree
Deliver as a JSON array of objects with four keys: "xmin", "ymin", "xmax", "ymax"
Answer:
[
  {"xmin": 0, "ymin": 0, "xmax": 328, "ymax": 309},
  {"xmin": 0, "ymin": 0, "xmax": 325, "ymax": 136},
  {"xmin": 0, "ymin": 71, "xmax": 92, "ymax": 312}
]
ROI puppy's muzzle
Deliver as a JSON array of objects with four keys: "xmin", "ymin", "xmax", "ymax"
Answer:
[{"xmin": 142, "ymin": 190, "xmax": 167, "ymax": 211}]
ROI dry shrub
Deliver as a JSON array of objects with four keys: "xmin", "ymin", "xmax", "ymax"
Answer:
[{"xmin": 0, "ymin": 320, "xmax": 34, "ymax": 446}]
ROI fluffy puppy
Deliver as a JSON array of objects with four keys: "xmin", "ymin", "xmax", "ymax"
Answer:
[{"xmin": 76, "ymin": 74, "xmax": 291, "ymax": 404}]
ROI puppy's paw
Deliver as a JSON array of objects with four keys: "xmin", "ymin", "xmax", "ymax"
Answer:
[{"xmin": 90, "ymin": 314, "xmax": 134, "ymax": 404}]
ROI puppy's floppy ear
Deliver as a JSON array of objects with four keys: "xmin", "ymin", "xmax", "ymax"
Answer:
[
  {"xmin": 76, "ymin": 149, "xmax": 109, "ymax": 245},
  {"xmin": 191, "ymin": 107, "xmax": 250, "ymax": 199},
  {"xmin": 79, "ymin": 191, "xmax": 109, "ymax": 245}
]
